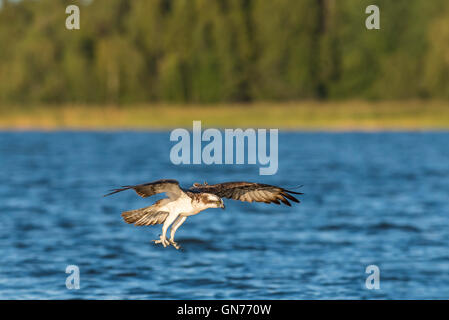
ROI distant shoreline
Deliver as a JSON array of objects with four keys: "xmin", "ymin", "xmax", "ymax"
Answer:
[{"xmin": 1, "ymin": 100, "xmax": 448, "ymax": 131}]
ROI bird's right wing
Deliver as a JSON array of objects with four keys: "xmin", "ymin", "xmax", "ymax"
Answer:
[
  {"xmin": 190, "ymin": 181, "xmax": 303, "ymax": 206},
  {"xmin": 104, "ymin": 179, "xmax": 183, "ymax": 200}
]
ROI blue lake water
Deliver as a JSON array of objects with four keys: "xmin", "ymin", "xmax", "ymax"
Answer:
[{"xmin": 0, "ymin": 131, "xmax": 448, "ymax": 299}]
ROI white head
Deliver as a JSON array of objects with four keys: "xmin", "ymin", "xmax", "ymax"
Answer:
[{"xmin": 202, "ymin": 193, "xmax": 225, "ymax": 210}]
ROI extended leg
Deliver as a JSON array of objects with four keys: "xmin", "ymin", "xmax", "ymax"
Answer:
[
  {"xmin": 152, "ymin": 213, "xmax": 178, "ymax": 247},
  {"xmin": 169, "ymin": 216, "xmax": 187, "ymax": 249}
]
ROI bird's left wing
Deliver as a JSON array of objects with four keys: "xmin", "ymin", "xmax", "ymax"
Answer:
[
  {"xmin": 104, "ymin": 179, "xmax": 183, "ymax": 200},
  {"xmin": 190, "ymin": 182, "xmax": 303, "ymax": 206}
]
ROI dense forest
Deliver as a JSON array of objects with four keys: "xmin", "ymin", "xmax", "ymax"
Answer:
[{"xmin": 0, "ymin": 0, "xmax": 448, "ymax": 104}]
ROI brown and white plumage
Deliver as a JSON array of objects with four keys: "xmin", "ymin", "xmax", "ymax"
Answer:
[
  {"xmin": 104, "ymin": 179, "xmax": 182, "ymax": 199},
  {"xmin": 105, "ymin": 179, "xmax": 302, "ymax": 249},
  {"xmin": 189, "ymin": 181, "xmax": 302, "ymax": 206}
]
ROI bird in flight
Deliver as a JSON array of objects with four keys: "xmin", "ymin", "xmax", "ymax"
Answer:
[{"xmin": 105, "ymin": 179, "xmax": 302, "ymax": 249}]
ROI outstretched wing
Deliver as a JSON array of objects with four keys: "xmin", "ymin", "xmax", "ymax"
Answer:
[
  {"xmin": 104, "ymin": 179, "xmax": 183, "ymax": 200},
  {"xmin": 190, "ymin": 182, "xmax": 303, "ymax": 206}
]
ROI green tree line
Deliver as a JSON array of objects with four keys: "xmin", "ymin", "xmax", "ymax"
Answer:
[{"xmin": 0, "ymin": 0, "xmax": 448, "ymax": 104}]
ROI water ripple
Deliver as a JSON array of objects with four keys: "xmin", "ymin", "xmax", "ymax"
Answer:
[{"xmin": 0, "ymin": 132, "xmax": 448, "ymax": 299}]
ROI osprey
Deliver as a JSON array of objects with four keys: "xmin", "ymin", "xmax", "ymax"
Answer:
[{"xmin": 105, "ymin": 179, "xmax": 302, "ymax": 249}]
